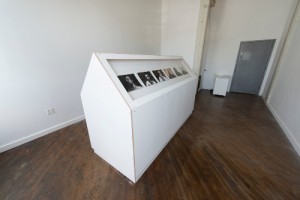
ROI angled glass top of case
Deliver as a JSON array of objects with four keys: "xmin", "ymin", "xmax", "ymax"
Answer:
[{"xmin": 96, "ymin": 53, "xmax": 195, "ymax": 107}]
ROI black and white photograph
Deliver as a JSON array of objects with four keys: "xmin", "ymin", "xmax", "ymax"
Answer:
[
  {"xmin": 173, "ymin": 67, "xmax": 183, "ymax": 76},
  {"xmin": 118, "ymin": 74, "xmax": 143, "ymax": 92},
  {"xmin": 138, "ymin": 71, "xmax": 157, "ymax": 87},
  {"xmin": 163, "ymin": 68, "xmax": 176, "ymax": 79},
  {"xmin": 179, "ymin": 66, "xmax": 188, "ymax": 75},
  {"xmin": 152, "ymin": 70, "xmax": 168, "ymax": 82}
]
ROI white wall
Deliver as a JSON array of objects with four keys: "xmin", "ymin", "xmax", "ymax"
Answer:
[
  {"xmin": 267, "ymin": 3, "xmax": 300, "ymax": 156},
  {"xmin": 202, "ymin": 0, "xmax": 296, "ymax": 94},
  {"xmin": 161, "ymin": 0, "xmax": 201, "ymax": 68},
  {"xmin": 0, "ymin": 0, "xmax": 161, "ymax": 152}
]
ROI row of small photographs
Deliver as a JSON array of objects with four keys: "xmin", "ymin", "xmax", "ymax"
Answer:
[{"xmin": 118, "ymin": 67, "xmax": 188, "ymax": 92}]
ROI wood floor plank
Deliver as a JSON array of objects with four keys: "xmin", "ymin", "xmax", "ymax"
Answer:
[{"xmin": 1, "ymin": 91, "xmax": 300, "ymax": 200}]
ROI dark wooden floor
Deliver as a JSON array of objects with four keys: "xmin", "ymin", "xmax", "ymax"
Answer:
[{"xmin": 1, "ymin": 91, "xmax": 300, "ymax": 200}]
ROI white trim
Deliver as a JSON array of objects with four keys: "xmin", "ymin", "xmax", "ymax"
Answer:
[
  {"xmin": 0, "ymin": 115, "xmax": 85, "ymax": 153},
  {"xmin": 96, "ymin": 53, "xmax": 182, "ymax": 60},
  {"xmin": 267, "ymin": 103, "xmax": 300, "ymax": 156}
]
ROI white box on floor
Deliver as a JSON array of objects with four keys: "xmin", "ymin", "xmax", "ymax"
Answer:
[
  {"xmin": 213, "ymin": 75, "xmax": 231, "ymax": 96},
  {"xmin": 81, "ymin": 53, "xmax": 198, "ymax": 183}
]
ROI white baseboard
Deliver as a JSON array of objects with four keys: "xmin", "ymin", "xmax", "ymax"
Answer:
[
  {"xmin": 267, "ymin": 103, "xmax": 300, "ymax": 156},
  {"xmin": 0, "ymin": 115, "xmax": 85, "ymax": 153}
]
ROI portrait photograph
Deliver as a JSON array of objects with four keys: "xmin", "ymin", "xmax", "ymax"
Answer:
[
  {"xmin": 163, "ymin": 68, "xmax": 177, "ymax": 79},
  {"xmin": 173, "ymin": 67, "xmax": 183, "ymax": 76},
  {"xmin": 138, "ymin": 71, "xmax": 157, "ymax": 87},
  {"xmin": 179, "ymin": 66, "xmax": 188, "ymax": 75},
  {"xmin": 152, "ymin": 70, "xmax": 168, "ymax": 82},
  {"xmin": 118, "ymin": 74, "xmax": 143, "ymax": 92}
]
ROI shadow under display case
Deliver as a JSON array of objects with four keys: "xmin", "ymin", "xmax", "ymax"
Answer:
[{"xmin": 81, "ymin": 53, "xmax": 198, "ymax": 183}]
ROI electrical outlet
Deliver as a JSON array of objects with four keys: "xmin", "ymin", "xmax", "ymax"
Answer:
[{"xmin": 46, "ymin": 108, "xmax": 55, "ymax": 115}]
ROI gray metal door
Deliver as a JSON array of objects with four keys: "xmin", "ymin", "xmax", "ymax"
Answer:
[{"xmin": 230, "ymin": 40, "xmax": 275, "ymax": 95}]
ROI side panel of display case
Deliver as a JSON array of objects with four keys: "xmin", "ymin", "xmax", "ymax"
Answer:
[
  {"xmin": 81, "ymin": 54, "xmax": 135, "ymax": 182},
  {"xmin": 132, "ymin": 78, "xmax": 198, "ymax": 180}
]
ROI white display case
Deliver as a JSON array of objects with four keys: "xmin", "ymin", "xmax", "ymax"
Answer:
[{"xmin": 81, "ymin": 53, "xmax": 198, "ymax": 183}]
